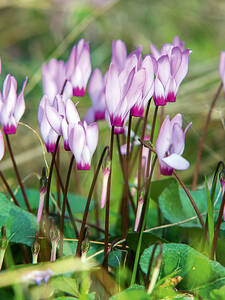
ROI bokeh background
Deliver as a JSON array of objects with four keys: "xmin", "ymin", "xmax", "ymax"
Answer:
[{"xmin": 0, "ymin": 0, "xmax": 224, "ymax": 197}]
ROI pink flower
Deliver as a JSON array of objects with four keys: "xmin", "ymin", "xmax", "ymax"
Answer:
[
  {"xmin": 38, "ymin": 95, "xmax": 59, "ymax": 153},
  {"xmin": 0, "ymin": 75, "xmax": 28, "ymax": 134},
  {"xmin": 66, "ymin": 39, "xmax": 91, "ymax": 97},
  {"xmin": 0, "ymin": 129, "xmax": 4, "ymax": 160},
  {"xmin": 69, "ymin": 121, "xmax": 98, "ymax": 170},
  {"xmin": 130, "ymin": 55, "xmax": 154, "ymax": 117},
  {"xmin": 156, "ymin": 113, "xmax": 191, "ymax": 176},
  {"xmin": 42, "ymin": 58, "xmax": 66, "ymax": 103},
  {"xmin": 101, "ymin": 166, "xmax": 110, "ymax": 209},
  {"xmin": 150, "ymin": 36, "xmax": 191, "ymax": 106},
  {"xmin": 105, "ymin": 62, "xmax": 145, "ymax": 128},
  {"xmin": 219, "ymin": 51, "xmax": 225, "ymax": 95},
  {"xmin": 45, "ymin": 89, "xmax": 80, "ymax": 151},
  {"xmin": 85, "ymin": 68, "xmax": 106, "ymax": 123}
]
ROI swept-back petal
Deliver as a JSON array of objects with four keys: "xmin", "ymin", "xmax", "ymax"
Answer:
[
  {"xmin": 105, "ymin": 63, "xmax": 121, "ymax": 115},
  {"xmin": 157, "ymin": 55, "xmax": 170, "ymax": 87},
  {"xmin": 171, "ymin": 123, "xmax": 185, "ymax": 155},
  {"xmin": 66, "ymin": 98, "xmax": 80, "ymax": 124},
  {"xmin": 112, "ymin": 40, "xmax": 127, "ymax": 71},
  {"xmin": 171, "ymin": 47, "xmax": 182, "ymax": 76},
  {"xmin": 175, "ymin": 49, "xmax": 190, "ymax": 87},
  {"xmin": 150, "ymin": 44, "xmax": 160, "ymax": 60},
  {"xmin": 14, "ymin": 76, "xmax": 28, "ymax": 123},
  {"xmin": 88, "ymin": 68, "xmax": 104, "ymax": 105},
  {"xmin": 162, "ymin": 153, "xmax": 190, "ymax": 170},
  {"xmin": 85, "ymin": 122, "xmax": 99, "ymax": 157},
  {"xmin": 69, "ymin": 123, "xmax": 85, "ymax": 162},
  {"xmin": 155, "ymin": 115, "xmax": 172, "ymax": 159},
  {"xmin": 45, "ymin": 104, "xmax": 62, "ymax": 135},
  {"xmin": 219, "ymin": 51, "xmax": 225, "ymax": 85}
]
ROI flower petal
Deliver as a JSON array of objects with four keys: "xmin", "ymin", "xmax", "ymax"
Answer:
[
  {"xmin": 0, "ymin": 129, "xmax": 4, "ymax": 160},
  {"xmin": 85, "ymin": 122, "xmax": 99, "ymax": 157},
  {"xmin": 162, "ymin": 153, "xmax": 190, "ymax": 170}
]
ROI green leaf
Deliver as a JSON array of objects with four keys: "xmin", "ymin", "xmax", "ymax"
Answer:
[
  {"xmin": 205, "ymin": 177, "xmax": 214, "ymax": 251},
  {"xmin": 127, "ymin": 232, "xmax": 167, "ymax": 253},
  {"xmin": 110, "ymin": 285, "xmax": 150, "ymax": 300},
  {"xmin": 210, "ymin": 285, "xmax": 225, "ymax": 300},
  {"xmin": 0, "ymin": 192, "xmax": 38, "ymax": 246},
  {"xmin": 50, "ymin": 276, "xmax": 79, "ymax": 297},
  {"xmin": 140, "ymin": 243, "xmax": 225, "ymax": 299},
  {"xmin": 149, "ymin": 178, "xmax": 176, "ymax": 203},
  {"xmin": 159, "ymin": 180, "xmax": 206, "ymax": 228}
]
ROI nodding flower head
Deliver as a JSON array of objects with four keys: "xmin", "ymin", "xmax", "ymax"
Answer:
[
  {"xmin": 42, "ymin": 58, "xmax": 66, "ymax": 104},
  {"xmin": 69, "ymin": 121, "xmax": 98, "ymax": 170},
  {"xmin": 150, "ymin": 36, "xmax": 191, "ymax": 106},
  {"xmin": 156, "ymin": 113, "xmax": 191, "ymax": 176},
  {"xmin": 85, "ymin": 68, "xmax": 106, "ymax": 123},
  {"xmin": 105, "ymin": 61, "xmax": 145, "ymax": 128},
  {"xmin": 66, "ymin": 39, "xmax": 91, "ymax": 97},
  {"xmin": 0, "ymin": 75, "xmax": 28, "ymax": 134}
]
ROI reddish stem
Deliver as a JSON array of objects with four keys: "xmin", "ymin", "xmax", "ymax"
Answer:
[{"xmin": 192, "ymin": 82, "xmax": 223, "ymax": 190}]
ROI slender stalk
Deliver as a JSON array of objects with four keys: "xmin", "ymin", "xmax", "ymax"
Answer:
[
  {"xmin": 76, "ymin": 146, "xmax": 109, "ymax": 257},
  {"xmin": 146, "ymin": 106, "xmax": 159, "ymax": 179},
  {"xmin": 137, "ymin": 100, "xmax": 151, "ymax": 202},
  {"xmin": 5, "ymin": 134, "xmax": 31, "ymax": 212},
  {"xmin": 93, "ymin": 152, "xmax": 101, "ymax": 238},
  {"xmin": 210, "ymin": 191, "xmax": 225, "ymax": 259},
  {"xmin": 0, "ymin": 170, "xmax": 20, "ymax": 206},
  {"xmin": 173, "ymin": 171, "xmax": 205, "ymax": 229},
  {"xmin": 59, "ymin": 155, "xmax": 74, "ymax": 256},
  {"xmin": 192, "ymin": 82, "xmax": 223, "ymax": 190},
  {"xmin": 56, "ymin": 151, "xmax": 61, "ymax": 210},
  {"xmin": 123, "ymin": 114, "xmax": 132, "ymax": 238},
  {"xmin": 103, "ymin": 126, "xmax": 114, "ymax": 269},
  {"xmin": 45, "ymin": 136, "xmax": 61, "ymax": 214},
  {"xmin": 130, "ymin": 117, "xmax": 142, "ymax": 158},
  {"xmin": 116, "ymin": 135, "xmax": 136, "ymax": 213},
  {"xmin": 131, "ymin": 156, "xmax": 157, "ymax": 284},
  {"xmin": 54, "ymin": 159, "xmax": 79, "ymax": 238}
]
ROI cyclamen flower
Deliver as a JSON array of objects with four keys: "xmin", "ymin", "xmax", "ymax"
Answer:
[
  {"xmin": 0, "ymin": 75, "xmax": 28, "ymax": 134},
  {"xmin": 66, "ymin": 39, "xmax": 91, "ymax": 97},
  {"xmin": 130, "ymin": 55, "xmax": 154, "ymax": 117},
  {"xmin": 105, "ymin": 62, "xmax": 145, "ymax": 128},
  {"xmin": 85, "ymin": 68, "xmax": 107, "ymax": 123},
  {"xmin": 156, "ymin": 113, "xmax": 191, "ymax": 176},
  {"xmin": 46, "ymin": 96, "xmax": 80, "ymax": 151},
  {"xmin": 69, "ymin": 121, "xmax": 98, "ymax": 170},
  {"xmin": 150, "ymin": 36, "xmax": 190, "ymax": 106},
  {"xmin": 42, "ymin": 58, "xmax": 66, "ymax": 103},
  {"xmin": 38, "ymin": 95, "xmax": 59, "ymax": 152}
]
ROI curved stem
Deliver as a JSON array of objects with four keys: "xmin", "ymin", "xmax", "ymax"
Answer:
[
  {"xmin": 5, "ymin": 134, "xmax": 31, "ymax": 212},
  {"xmin": 173, "ymin": 171, "xmax": 205, "ymax": 229},
  {"xmin": 59, "ymin": 155, "xmax": 74, "ymax": 256},
  {"xmin": 146, "ymin": 106, "xmax": 158, "ymax": 180},
  {"xmin": 192, "ymin": 82, "xmax": 223, "ymax": 190},
  {"xmin": 103, "ymin": 126, "xmax": 114, "ymax": 269},
  {"xmin": 45, "ymin": 136, "xmax": 61, "ymax": 214},
  {"xmin": 137, "ymin": 100, "xmax": 151, "ymax": 202},
  {"xmin": 123, "ymin": 114, "xmax": 132, "ymax": 238},
  {"xmin": 210, "ymin": 191, "xmax": 225, "ymax": 259},
  {"xmin": 0, "ymin": 170, "xmax": 20, "ymax": 207},
  {"xmin": 76, "ymin": 146, "xmax": 109, "ymax": 257}
]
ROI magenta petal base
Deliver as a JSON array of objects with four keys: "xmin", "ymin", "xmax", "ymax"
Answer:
[
  {"xmin": 73, "ymin": 87, "xmax": 85, "ymax": 97},
  {"xmin": 3, "ymin": 125, "xmax": 17, "ymax": 135},
  {"xmin": 94, "ymin": 111, "xmax": 105, "ymax": 121},
  {"xmin": 153, "ymin": 95, "xmax": 167, "ymax": 106},
  {"xmin": 64, "ymin": 142, "xmax": 70, "ymax": 151},
  {"xmin": 46, "ymin": 143, "xmax": 59, "ymax": 153},
  {"xmin": 110, "ymin": 115, "xmax": 124, "ymax": 127},
  {"xmin": 77, "ymin": 163, "xmax": 90, "ymax": 170},
  {"xmin": 131, "ymin": 105, "xmax": 144, "ymax": 117},
  {"xmin": 166, "ymin": 92, "xmax": 176, "ymax": 102},
  {"xmin": 160, "ymin": 165, "xmax": 173, "ymax": 176}
]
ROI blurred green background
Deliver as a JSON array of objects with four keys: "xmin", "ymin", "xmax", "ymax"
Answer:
[{"xmin": 0, "ymin": 0, "xmax": 224, "ymax": 195}]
